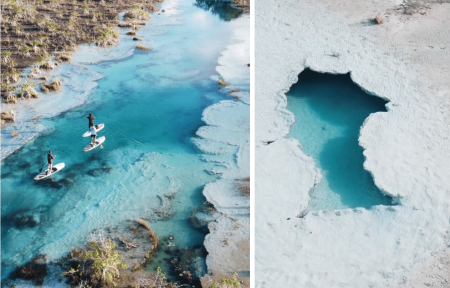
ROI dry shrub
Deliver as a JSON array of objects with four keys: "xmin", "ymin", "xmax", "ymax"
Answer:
[
  {"xmin": 11, "ymin": 131, "xmax": 19, "ymax": 137},
  {"xmin": 118, "ymin": 23, "xmax": 133, "ymax": 28},
  {"xmin": 59, "ymin": 53, "xmax": 72, "ymax": 62},
  {"xmin": 229, "ymin": 88, "xmax": 241, "ymax": 94},
  {"xmin": 136, "ymin": 44, "xmax": 149, "ymax": 50},
  {"xmin": 235, "ymin": 176, "xmax": 250, "ymax": 196},
  {"xmin": 3, "ymin": 96, "xmax": 17, "ymax": 104},
  {"xmin": 42, "ymin": 80, "xmax": 61, "ymax": 93},
  {"xmin": 126, "ymin": 31, "xmax": 137, "ymax": 36},
  {"xmin": 218, "ymin": 78, "xmax": 228, "ymax": 86},
  {"xmin": 66, "ymin": 45, "xmax": 77, "ymax": 52},
  {"xmin": 133, "ymin": 37, "xmax": 140, "ymax": 41},
  {"xmin": 124, "ymin": 7, "xmax": 150, "ymax": 21},
  {"xmin": 375, "ymin": 15, "xmax": 384, "ymax": 24},
  {"xmin": 1, "ymin": 112, "xmax": 15, "ymax": 122}
]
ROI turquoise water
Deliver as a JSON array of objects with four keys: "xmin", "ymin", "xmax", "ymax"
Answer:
[
  {"xmin": 287, "ymin": 69, "xmax": 392, "ymax": 211},
  {"xmin": 1, "ymin": 0, "xmax": 244, "ymax": 280}
]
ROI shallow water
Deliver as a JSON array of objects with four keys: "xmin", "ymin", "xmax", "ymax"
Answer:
[
  {"xmin": 287, "ymin": 69, "xmax": 392, "ymax": 211},
  {"xmin": 1, "ymin": 0, "xmax": 244, "ymax": 280}
]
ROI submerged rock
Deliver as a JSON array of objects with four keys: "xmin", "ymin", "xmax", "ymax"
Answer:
[
  {"xmin": 190, "ymin": 257, "xmax": 207, "ymax": 280},
  {"xmin": 87, "ymin": 167, "xmax": 112, "ymax": 177},
  {"xmin": 10, "ymin": 254, "xmax": 47, "ymax": 285}
]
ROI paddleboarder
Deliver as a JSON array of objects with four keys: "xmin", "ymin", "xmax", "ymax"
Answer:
[
  {"xmin": 47, "ymin": 150, "xmax": 56, "ymax": 175},
  {"xmin": 87, "ymin": 113, "xmax": 95, "ymax": 129},
  {"xmin": 90, "ymin": 125, "xmax": 97, "ymax": 146}
]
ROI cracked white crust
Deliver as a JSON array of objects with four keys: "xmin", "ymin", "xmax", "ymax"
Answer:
[{"xmin": 256, "ymin": 0, "xmax": 450, "ymax": 287}]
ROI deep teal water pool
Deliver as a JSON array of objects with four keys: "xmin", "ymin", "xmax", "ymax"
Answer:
[{"xmin": 287, "ymin": 69, "xmax": 392, "ymax": 211}]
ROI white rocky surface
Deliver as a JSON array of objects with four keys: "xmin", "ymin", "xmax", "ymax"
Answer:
[
  {"xmin": 256, "ymin": 0, "xmax": 450, "ymax": 287},
  {"xmin": 197, "ymin": 14, "xmax": 250, "ymax": 288}
]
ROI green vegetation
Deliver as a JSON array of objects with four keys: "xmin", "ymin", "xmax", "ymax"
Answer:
[
  {"xmin": 96, "ymin": 25, "xmax": 120, "ymax": 46},
  {"xmin": 63, "ymin": 238, "xmax": 127, "ymax": 287},
  {"xmin": 124, "ymin": 6, "xmax": 151, "ymax": 21},
  {"xmin": 85, "ymin": 240, "xmax": 127, "ymax": 285},
  {"xmin": 209, "ymin": 273, "xmax": 241, "ymax": 288},
  {"xmin": 19, "ymin": 82, "xmax": 39, "ymax": 98}
]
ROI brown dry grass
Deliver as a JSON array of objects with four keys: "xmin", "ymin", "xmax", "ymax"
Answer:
[
  {"xmin": 59, "ymin": 53, "xmax": 72, "ymax": 62},
  {"xmin": 124, "ymin": 7, "xmax": 151, "ymax": 21},
  {"xmin": 126, "ymin": 31, "xmax": 137, "ymax": 36},
  {"xmin": 11, "ymin": 131, "xmax": 19, "ymax": 137},
  {"xmin": 1, "ymin": 0, "xmax": 159, "ymax": 106},
  {"xmin": 136, "ymin": 44, "xmax": 149, "ymax": 50},
  {"xmin": 3, "ymin": 96, "xmax": 18, "ymax": 104},
  {"xmin": 1, "ymin": 112, "xmax": 15, "ymax": 122},
  {"xmin": 41, "ymin": 80, "xmax": 61, "ymax": 93}
]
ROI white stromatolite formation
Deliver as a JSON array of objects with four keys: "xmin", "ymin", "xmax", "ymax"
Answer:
[
  {"xmin": 256, "ymin": 0, "xmax": 450, "ymax": 287},
  {"xmin": 196, "ymin": 14, "xmax": 250, "ymax": 288}
]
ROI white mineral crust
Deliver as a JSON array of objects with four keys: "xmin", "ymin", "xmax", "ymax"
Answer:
[{"xmin": 256, "ymin": 0, "xmax": 450, "ymax": 287}]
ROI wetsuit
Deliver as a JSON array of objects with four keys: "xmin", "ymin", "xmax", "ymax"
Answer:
[
  {"xmin": 87, "ymin": 114, "xmax": 95, "ymax": 129},
  {"xmin": 47, "ymin": 153, "xmax": 55, "ymax": 174}
]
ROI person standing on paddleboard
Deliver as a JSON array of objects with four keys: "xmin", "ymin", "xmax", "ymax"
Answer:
[
  {"xmin": 47, "ymin": 150, "xmax": 56, "ymax": 175},
  {"xmin": 90, "ymin": 125, "xmax": 97, "ymax": 146},
  {"xmin": 87, "ymin": 113, "xmax": 95, "ymax": 129}
]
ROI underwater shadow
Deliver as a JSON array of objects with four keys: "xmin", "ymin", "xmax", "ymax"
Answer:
[
  {"xmin": 194, "ymin": 0, "xmax": 243, "ymax": 21},
  {"xmin": 318, "ymin": 136, "xmax": 392, "ymax": 208}
]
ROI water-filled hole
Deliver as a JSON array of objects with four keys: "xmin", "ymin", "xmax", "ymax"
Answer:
[{"xmin": 286, "ymin": 69, "xmax": 392, "ymax": 210}]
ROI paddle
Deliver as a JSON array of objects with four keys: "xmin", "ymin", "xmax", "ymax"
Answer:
[
  {"xmin": 38, "ymin": 155, "xmax": 55, "ymax": 172},
  {"xmin": 38, "ymin": 163, "xmax": 47, "ymax": 172}
]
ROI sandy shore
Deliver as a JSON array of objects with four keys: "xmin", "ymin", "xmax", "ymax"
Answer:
[{"xmin": 256, "ymin": 0, "xmax": 450, "ymax": 287}]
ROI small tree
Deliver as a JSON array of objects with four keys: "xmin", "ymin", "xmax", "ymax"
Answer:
[
  {"xmin": 135, "ymin": 267, "xmax": 169, "ymax": 288},
  {"xmin": 209, "ymin": 273, "xmax": 240, "ymax": 288},
  {"xmin": 1, "ymin": 51, "xmax": 12, "ymax": 65},
  {"xmin": 63, "ymin": 236, "xmax": 127, "ymax": 287},
  {"xmin": 85, "ymin": 239, "xmax": 127, "ymax": 286},
  {"xmin": 19, "ymin": 82, "xmax": 38, "ymax": 98}
]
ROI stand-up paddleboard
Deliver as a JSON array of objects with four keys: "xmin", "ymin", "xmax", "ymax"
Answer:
[
  {"xmin": 83, "ymin": 136, "xmax": 105, "ymax": 152},
  {"xmin": 82, "ymin": 124, "xmax": 105, "ymax": 137},
  {"xmin": 34, "ymin": 163, "xmax": 65, "ymax": 181}
]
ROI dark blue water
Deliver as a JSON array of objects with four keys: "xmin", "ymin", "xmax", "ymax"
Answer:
[{"xmin": 287, "ymin": 69, "xmax": 392, "ymax": 210}]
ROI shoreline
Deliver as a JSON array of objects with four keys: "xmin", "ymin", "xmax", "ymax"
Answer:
[
  {"xmin": 195, "ymin": 14, "xmax": 250, "ymax": 287},
  {"xmin": 256, "ymin": 0, "xmax": 450, "ymax": 286},
  {"xmin": 0, "ymin": 6, "xmax": 158, "ymax": 161}
]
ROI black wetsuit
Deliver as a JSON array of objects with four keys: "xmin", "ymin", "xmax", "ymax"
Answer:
[
  {"xmin": 47, "ymin": 153, "xmax": 55, "ymax": 174},
  {"xmin": 87, "ymin": 115, "xmax": 95, "ymax": 129},
  {"xmin": 47, "ymin": 153, "xmax": 55, "ymax": 164}
]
